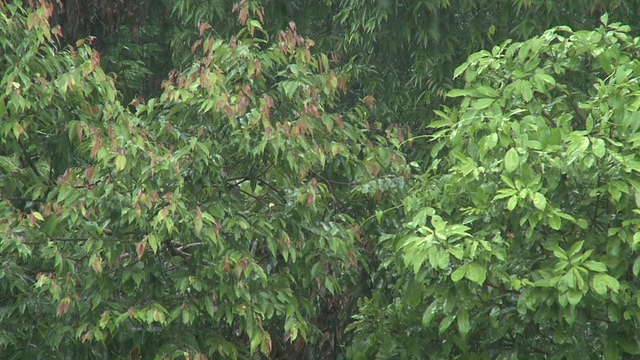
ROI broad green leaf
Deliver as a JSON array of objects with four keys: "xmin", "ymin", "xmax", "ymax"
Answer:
[
  {"xmin": 457, "ymin": 309, "xmax": 470, "ymax": 339},
  {"xmin": 537, "ymin": 73, "xmax": 556, "ymax": 85},
  {"xmin": 576, "ymin": 219, "xmax": 589, "ymax": 229},
  {"xmin": 465, "ymin": 263, "xmax": 487, "ymax": 284},
  {"xmin": 438, "ymin": 314, "xmax": 455, "ymax": 334},
  {"xmin": 534, "ymin": 276, "xmax": 561, "ymax": 288},
  {"xmin": 115, "ymin": 154, "xmax": 127, "ymax": 172},
  {"xmin": 566, "ymin": 289, "xmax": 582, "ymax": 305},
  {"xmin": 325, "ymin": 277, "xmax": 335, "ymax": 295},
  {"xmin": 477, "ymin": 86, "xmax": 499, "ymax": 98},
  {"xmin": 494, "ymin": 188, "xmax": 517, "ymax": 200},
  {"xmin": 504, "ymin": 148, "xmax": 519, "ymax": 173},
  {"xmin": 250, "ymin": 330, "xmax": 263, "ymax": 353},
  {"xmin": 453, "ymin": 63, "xmax": 470, "ymax": 79},
  {"xmin": 632, "ymin": 232, "xmax": 640, "ymax": 251},
  {"xmin": 548, "ymin": 213, "xmax": 561, "ymax": 230},
  {"xmin": 550, "ymin": 244, "xmax": 568, "ymax": 260},
  {"xmin": 521, "ymin": 82, "xmax": 533, "ymax": 102},
  {"xmin": 532, "ymin": 192, "xmax": 546, "ymax": 211},
  {"xmin": 592, "ymin": 274, "xmax": 620, "ymax": 295},
  {"xmin": 559, "ymin": 271, "xmax": 576, "ymax": 292},
  {"xmin": 451, "ymin": 265, "xmax": 467, "ymax": 282},
  {"xmin": 428, "ymin": 119, "xmax": 453, "ymax": 128},
  {"xmin": 436, "ymin": 250, "xmax": 450, "ymax": 269},
  {"xmin": 422, "ymin": 301, "xmax": 438, "ymax": 327},
  {"xmin": 282, "ymin": 81, "xmax": 299, "ymax": 98},
  {"xmin": 447, "ymin": 88, "xmax": 473, "ymax": 98},
  {"xmin": 633, "ymin": 256, "xmax": 640, "ymax": 277},
  {"xmin": 605, "ymin": 341, "xmax": 619, "ymax": 360},
  {"xmin": 485, "ymin": 133, "xmax": 498, "ymax": 149},
  {"xmin": 204, "ymin": 296, "xmax": 215, "ymax": 317},
  {"xmin": 449, "ymin": 245, "xmax": 464, "ymax": 260},
  {"xmin": 375, "ymin": 210, "xmax": 383, "ymax": 223},
  {"xmin": 582, "ymin": 260, "xmax": 607, "ymax": 272},
  {"xmin": 148, "ymin": 234, "xmax": 159, "ymax": 254},
  {"xmin": 592, "ymin": 138, "xmax": 606, "ymax": 158},
  {"xmin": 471, "ymin": 98, "xmax": 494, "ymax": 109},
  {"xmin": 619, "ymin": 337, "xmax": 640, "ymax": 355}
]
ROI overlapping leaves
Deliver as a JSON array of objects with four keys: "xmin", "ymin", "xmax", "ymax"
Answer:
[
  {"xmin": 349, "ymin": 18, "xmax": 640, "ymax": 359},
  {"xmin": 0, "ymin": 1, "xmax": 404, "ymax": 359}
]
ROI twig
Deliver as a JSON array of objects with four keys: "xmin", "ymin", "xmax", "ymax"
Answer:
[
  {"xmin": 258, "ymin": 179, "xmax": 287, "ymax": 203},
  {"xmin": 18, "ymin": 138, "xmax": 42, "ymax": 178}
]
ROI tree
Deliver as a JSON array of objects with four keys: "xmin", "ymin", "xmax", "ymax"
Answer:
[
  {"xmin": 56, "ymin": 0, "xmax": 637, "ymax": 129},
  {"xmin": 5, "ymin": 0, "xmax": 640, "ymax": 358},
  {"xmin": 0, "ymin": 1, "xmax": 405, "ymax": 358},
  {"xmin": 329, "ymin": 0, "xmax": 627, "ymax": 127},
  {"xmin": 349, "ymin": 16, "xmax": 640, "ymax": 359}
]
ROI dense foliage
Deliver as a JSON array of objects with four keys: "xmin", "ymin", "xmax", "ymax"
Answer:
[
  {"xmin": 2, "ymin": 0, "xmax": 640, "ymax": 359},
  {"xmin": 0, "ymin": 2, "xmax": 404, "ymax": 358},
  {"xmin": 350, "ymin": 17, "xmax": 640, "ymax": 359}
]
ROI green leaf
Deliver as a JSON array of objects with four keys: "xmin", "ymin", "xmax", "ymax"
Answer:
[
  {"xmin": 249, "ymin": 19, "xmax": 263, "ymax": 31},
  {"xmin": 619, "ymin": 337, "xmax": 640, "ymax": 355},
  {"xmin": 534, "ymin": 275, "xmax": 561, "ymax": 288},
  {"xmin": 282, "ymin": 81, "xmax": 299, "ymax": 98},
  {"xmin": 457, "ymin": 309, "xmax": 470, "ymax": 339},
  {"xmin": 451, "ymin": 265, "xmax": 467, "ymax": 282},
  {"xmin": 250, "ymin": 330, "xmax": 263, "ymax": 353},
  {"xmin": 576, "ymin": 218, "xmax": 589, "ymax": 229},
  {"xmin": 494, "ymin": 188, "xmax": 517, "ymax": 200},
  {"xmin": 428, "ymin": 119, "xmax": 453, "ymax": 128},
  {"xmin": 567, "ymin": 240, "xmax": 584, "ymax": 259},
  {"xmin": 325, "ymin": 277, "xmax": 335, "ymax": 295},
  {"xmin": 465, "ymin": 263, "xmax": 487, "ymax": 284},
  {"xmin": 633, "ymin": 256, "xmax": 640, "ymax": 277},
  {"xmin": 204, "ymin": 296, "xmax": 215, "ymax": 317},
  {"xmin": 422, "ymin": 301, "xmax": 438, "ymax": 327},
  {"xmin": 632, "ymin": 232, "xmax": 640, "ymax": 251},
  {"xmin": 504, "ymin": 148, "xmax": 519, "ymax": 173},
  {"xmin": 521, "ymin": 82, "xmax": 533, "ymax": 102},
  {"xmin": 532, "ymin": 192, "xmax": 546, "ymax": 211},
  {"xmin": 550, "ymin": 244, "xmax": 568, "ymax": 260},
  {"xmin": 507, "ymin": 196, "xmax": 518, "ymax": 211},
  {"xmin": 566, "ymin": 289, "xmax": 582, "ymax": 306},
  {"xmin": 453, "ymin": 63, "xmax": 470, "ymax": 79},
  {"xmin": 375, "ymin": 210, "xmax": 383, "ymax": 223},
  {"xmin": 148, "ymin": 234, "xmax": 159, "ymax": 254},
  {"xmin": 449, "ymin": 245, "xmax": 464, "ymax": 260},
  {"xmin": 605, "ymin": 341, "xmax": 619, "ymax": 360},
  {"xmin": 485, "ymin": 133, "xmax": 498, "ymax": 149},
  {"xmin": 438, "ymin": 314, "xmax": 455, "ymax": 334},
  {"xmin": 592, "ymin": 138, "xmax": 606, "ymax": 158},
  {"xmin": 436, "ymin": 250, "xmax": 450, "ymax": 269},
  {"xmin": 582, "ymin": 260, "xmax": 607, "ymax": 272},
  {"xmin": 592, "ymin": 274, "xmax": 620, "ymax": 295},
  {"xmin": 477, "ymin": 86, "xmax": 499, "ymax": 98},
  {"xmin": 471, "ymin": 98, "xmax": 494, "ymax": 110},
  {"xmin": 447, "ymin": 88, "xmax": 472, "ymax": 98},
  {"xmin": 115, "ymin": 154, "xmax": 127, "ymax": 172},
  {"xmin": 548, "ymin": 213, "xmax": 561, "ymax": 230},
  {"xmin": 537, "ymin": 73, "xmax": 556, "ymax": 85}
]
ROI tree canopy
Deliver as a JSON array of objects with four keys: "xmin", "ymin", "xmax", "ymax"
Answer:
[{"xmin": 2, "ymin": 0, "xmax": 640, "ymax": 359}]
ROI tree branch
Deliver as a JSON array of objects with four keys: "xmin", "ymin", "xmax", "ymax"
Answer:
[{"xmin": 18, "ymin": 138, "xmax": 42, "ymax": 178}]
